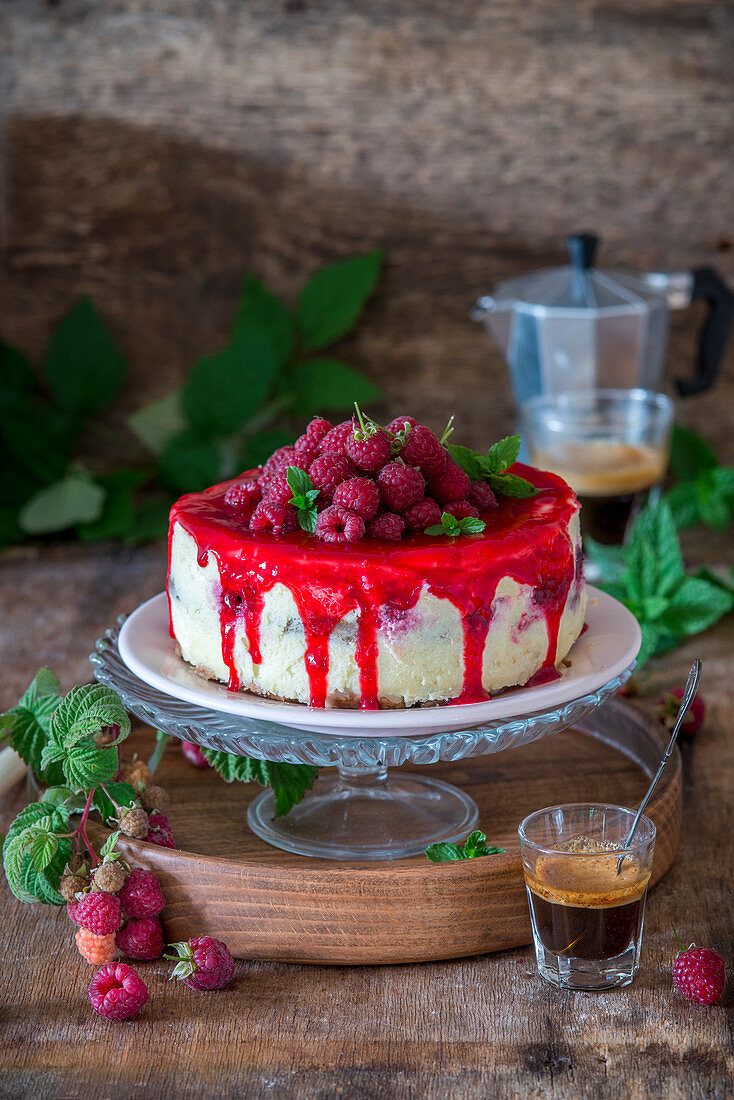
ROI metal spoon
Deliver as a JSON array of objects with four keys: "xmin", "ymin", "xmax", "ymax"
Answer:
[{"xmin": 616, "ymin": 658, "xmax": 702, "ymax": 875}]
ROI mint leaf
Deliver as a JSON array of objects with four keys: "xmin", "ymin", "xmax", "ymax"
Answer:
[
  {"xmin": 484, "ymin": 435, "xmax": 521, "ymax": 472},
  {"xmin": 696, "ymin": 565, "xmax": 734, "ymax": 596},
  {"xmin": 18, "ymin": 471, "xmax": 106, "ymax": 535},
  {"xmin": 658, "ymin": 576, "xmax": 734, "ymax": 637},
  {"xmin": 670, "ymin": 424, "xmax": 717, "ymax": 481},
  {"xmin": 49, "ymin": 684, "xmax": 130, "ymax": 751},
  {"xmin": 200, "ymin": 748, "xmax": 318, "ymax": 817},
  {"xmin": 583, "ymin": 538, "xmax": 626, "ymax": 585},
  {"xmin": 158, "ymin": 430, "xmax": 223, "ymax": 493},
  {"xmin": 233, "ymin": 274, "xmax": 294, "ymax": 367},
  {"xmin": 286, "ymin": 466, "xmax": 320, "ymax": 533},
  {"xmin": 664, "ymin": 482, "xmax": 699, "ymax": 530},
  {"xmin": 128, "ymin": 391, "xmax": 186, "ymax": 455},
  {"xmin": 93, "ymin": 782, "xmax": 138, "ymax": 826},
  {"xmin": 425, "ymin": 843, "xmax": 466, "ymax": 862},
  {"xmin": 182, "ymin": 332, "xmax": 280, "ymax": 437},
  {"xmin": 292, "ymin": 357, "xmax": 381, "ymax": 414},
  {"xmin": 446, "ymin": 444, "xmax": 484, "ymax": 481},
  {"xmin": 45, "ymin": 298, "xmax": 126, "ymax": 419},
  {"xmin": 297, "ymin": 251, "xmax": 383, "ymax": 352},
  {"xmin": 483, "ymin": 471, "xmax": 537, "ymax": 498},
  {"xmin": 426, "ymin": 828, "xmax": 506, "ymax": 862},
  {"xmin": 426, "ymin": 512, "xmax": 485, "ymax": 538}
]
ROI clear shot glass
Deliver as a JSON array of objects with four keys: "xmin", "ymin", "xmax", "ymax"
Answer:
[{"xmin": 519, "ymin": 803, "xmax": 656, "ymax": 991}]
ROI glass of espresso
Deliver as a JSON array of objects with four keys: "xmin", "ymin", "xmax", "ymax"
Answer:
[
  {"xmin": 521, "ymin": 389, "xmax": 674, "ymax": 547},
  {"xmin": 518, "ymin": 803, "xmax": 656, "ymax": 991}
]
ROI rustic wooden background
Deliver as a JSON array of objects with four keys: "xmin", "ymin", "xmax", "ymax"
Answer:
[{"xmin": 1, "ymin": 0, "xmax": 734, "ymax": 453}]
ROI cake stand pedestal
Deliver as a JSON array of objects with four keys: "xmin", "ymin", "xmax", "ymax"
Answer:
[{"xmin": 91, "ymin": 587, "xmax": 640, "ymax": 860}]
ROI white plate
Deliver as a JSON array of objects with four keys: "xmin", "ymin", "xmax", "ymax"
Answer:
[{"xmin": 117, "ymin": 587, "xmax": 640, "ymax": 737}]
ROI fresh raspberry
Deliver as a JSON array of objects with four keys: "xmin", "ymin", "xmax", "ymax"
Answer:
[
  {"xmin": 309, "ymin": 453, "xmax": 354, "ymax": 498},
  {"xmin": 76, "ymin": 928, "xmax": 117, "ymax": 966},
  {"xmin": 305, "ymin": 417, "xmax": 333, "ymax": 443},
  {"xmin": 75, "ymin": 890, "xmax": 122, "ymax": 935},
  {"xmin": 332, "ymin": 477, "xmax": 380, "ymax": 520},
  {"xmin": 93, "ymin": 862, "xmax": 128, "ymax": 895},
  {"xmin": 68, "ymin": 900, "xmax": 82, "ymax": 925},
  {"xmin": 119, "ymin": 807, "xmax": 150, "ymax": 840},
  {"xmin": 116, "ymin": 917, "xmax": 164, "ymax": 961},
  {"xmin": 444, "ymin": 500, "xmax": 480, "ymax": 520},
  {"xmin": 117, "ymin": 868, "xmax": 166, "ymax": 920},
  {"xmin": 224, "ymin": 478, "xmax": 261, "ymax": 511},
  {"xmin": 167, "ymin": 936, "xmax": 234, "ymax": 991},
  {"xmin": 260, "ymin": 445, "xmax": 296, "ymax": 483},
  {"xmin": 264, "ymin": 469, "xmax": 297, "ymax": 508},
  {"xmin": 292, "ymin": 435, "xmax": 320, "ymax": 468},
  {"xmin": 181, "ymin": 741, "xmax": 211, "ymax": 768},
  {"xmin": 60, "ymin": 872, "xmax": 89, "ymax": 903},
  {"xmin": 315, "ymin": 504, "xmax": 365, "ymax": 543},
  {"xmin": 121, "ymin": 760, "xmax": 153, "ymax": 789},
  {"xmin": 139, "ymin": 784, "xmax": 170, "ymax": 813},
  {"xmin": 469, "ymin": 481, "xmax": 498, "ymax": 511},
  {"xmin": 403, "ymin": 498, "xmax": 442, "ymax": 531},
  {"xmin": 367, "ymin": 512, "xmax": 406, "ymax": 541},
  {"xmin": 386, "ymin": 415, "xmax": 418, "ymax": 434},
  {"xmin": 318, "ymin": 421, "xmax": 353, "ymax": 455},
  {"xmin": 249, "ymin": 500, "xmax": 299, "ymax": 534},
  {"xmin": 673, "ymin": 945, "xmax": 725, "ymax": 1005},
  {"xmin": 658, "ymin": 688, "xmax": 706, "ymax": 737},
  {"xmin": 88, "ymin": 962, "xmax": 149, "ymax": 1021},
  {"xmin": 377, "ymin": 462, "xmax": 425, "ymax": 513},
  {"xmin": 146, "ymin": 812, "xmax": 176, "ymax": 849},
  {"xmin": 345, "ymin": 428, "xmax": 392, "ymax": 472},
  {"xmin": 430, "ymin": 459, "xmax": 471, "ymax": 504},
  {"xmin": 401, "ymin": 426, "xmax": 448, "ymax": 478}
]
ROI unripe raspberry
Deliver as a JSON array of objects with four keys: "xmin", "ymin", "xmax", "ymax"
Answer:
[
  {"xmin": 92, "ymin": 861, "xmax": 128, "ymax": 895},
  {"xmin": 121, "ymin": 760, "xmax": 153, "ymax": 789},
  {"xmin": 60, "ymin": 872, "xmax": 89, "ymax": 903},
  {"xmin": 139, "ymin": 784, "xmax": 170, "ymax": 813},
  {"xmin": 119, "ymin": 807, "xmax": 150, "ymax": 839}
]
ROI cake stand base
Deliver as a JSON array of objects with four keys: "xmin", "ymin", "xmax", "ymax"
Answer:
[{"xmin": 247, "ymin": 764, "xmax": 479, "ymax": 860}]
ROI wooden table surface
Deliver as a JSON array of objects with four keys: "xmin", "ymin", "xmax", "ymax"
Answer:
[{"xmin": 1, "ymin": 539, "xmax": 733, "ymax": 1100}]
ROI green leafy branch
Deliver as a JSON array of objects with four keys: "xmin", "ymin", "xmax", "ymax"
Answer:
[
  {"xmin": 448, "ymin": 435, "xmax": 537, "ymax": 499},
  {"xmin": 586, "ymin": 499, "xmax": 734, "ymax": 667},
  {"xmin": 425, "ymin": 830, "xmax": 506, "ymax": 863},
  {"xmin": 200, "ymin": 747, "xmax": 318, "ymax": 818},
  {"xmin": 1, "ymin": 252, "xmax": 384, "ymax": 549},
  {"xmin": 664, "ymin": 424, "xmax": 734, "ymax": 531}
]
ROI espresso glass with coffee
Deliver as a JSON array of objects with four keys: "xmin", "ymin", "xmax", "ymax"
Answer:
[
  {"xmin": 521, "ymin": 389, "xmax": 674, "ymax": 548},
  {"xmin": 519, "ymin": 803, "xmax": 656, "ymax": 991}
]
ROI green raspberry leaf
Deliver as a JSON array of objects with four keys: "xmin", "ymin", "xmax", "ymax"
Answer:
[
  {"xmin": 19, "ymin": 472, "xmax": 106, "ymax": 535},
  {"xmin": 1, "ymin": 668, "xmax": 64, "ymax": 784},
  {"xmin": 45, "ymin": 297, "xmax": 126, "ymax": 420},
  {"xmin": 3, "ymin": 803, "xmax": 70, "ymax": 905},
  {"xmin": 100, "ymin": 831, "xmax": 122, "ymax": 860},
  {"xmin": 128, "ymin": 390, "xmax": 187, "ymax": 456},
  {"xmin": 50, "ymin": 684, "xmax": 130, "ymax": 750},
  {"xmin": 62, "ymin": 739, "xmax": 119, "ymax": 792},
  {"xmin": 233, "ymin": 273, "xmax": 294, "ymax": 367},
  {"xmin": 182, "ymin": 332, "xmax": 280, "ymax": 438},
  {"xmin": 200, "ymin": 748, "xmax": 318, "ymax": 817},
  {"xmin": 92, "ymin": 782, "xmax": 137, "ymax": 827},
  {"xmin": 158, "ymin": 430, "xmax": 223, "ymax": 494},
  {"xmin": 29, "ymin": 829, "xmax": 59, "ymax": 873},
  {"xmin": 76, "ymin": 469, "xmax": 148, "ymax": 544},
  {"xmin": 297, "ymin": 251, "xmax": 384, "ymax": 352}
]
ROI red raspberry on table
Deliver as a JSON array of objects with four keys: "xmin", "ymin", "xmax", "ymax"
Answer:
[
  {"xmin": 224, "ymin": 478, "xmax": 261, "ymax": 511},
  {"xmin": 315, "ymin": 504, "xmax": 365, "ymax": 543},
  {"xmin": 116, "ymin": 917, "xmax": 164, "ymax": 961},
  {"xmin": 318, "ymin": 421, "xmax": 353, "ymax": 455},
  {"xmin": 430, "ymin": 459, "xmax": 471, "ymax": 504},
  {"xmin": 386, "ymin": 415, "xmax": 418, "ymax": 434},
  {"xmin": 76, "ymin": 928, "xmax": 117, "ymax": 965},
  {"xmin": 444, "ymin": 500, "xmax": 480, "ymax": 520},
  {"xmin": 332, "ymin": 477, "xmax": 380, "ymax": 520},
  {"xmin": 88, "ymin": 962, "xmax": 149, "ymax": 1021},
  {"xmin": 469, "ymin": 480, "xmax": 498, "ymax": 511},
  {"xmin": 182, "ymin": 741, "xmax": 211, "ymax": 767},
  {"xmin": 673, "ymin": 945, "xmax": 725, "ymax": 1004},
  {"xmin": 367, "ymin": 512, "xmax": 406, "ymax": 541},
  {"xmin": 658, "ymin": 688, "xmax": 706, "ymax": 737},
  {"xmin": 249, "ymin": 500, "xmax": 299, "ymax": 534},
  {"xmin": 346, "ymin": 427, "xmax": 392, "ymax": 472},
  {"xmin": 75, "ymin": 890, "xmax": 122, "ymax": 935},
  {"xmin": 167, "ymin": 936, "xmax": 235, "ymax": 991},
  {"xmin": 401, "ymin": 426, "xmax": 448, "ymax": 478},
  {"xmin": 377, "ymin": 462, "xmax": 425, "ymax": 513},
  {"xmin": 403, "ymin": 498, "xmax": 442, "ymax": 531},
  {"xmin": 305, "ymin": 417, "xmax": 333, "ymax": 443},
  {"xmin": 264, "ymin": 469, "xmax": 297, "ymax": 508},
  {"xmin": 117, "ymin": 868, "xmax": 166, "ymax": 920},
  {"xmin": 309, "ymin": 453, "xmax": 354, "ymax": 498}
]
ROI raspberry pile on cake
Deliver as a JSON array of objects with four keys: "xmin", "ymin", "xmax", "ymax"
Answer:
[{"xmin": 167, "ymin": 412, "xmax": 586, "ymax": 709}]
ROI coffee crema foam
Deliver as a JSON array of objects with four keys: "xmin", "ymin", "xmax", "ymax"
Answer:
[{"xmin": 526, "ymin": 834, "xmax": 650, "ymax": 910}]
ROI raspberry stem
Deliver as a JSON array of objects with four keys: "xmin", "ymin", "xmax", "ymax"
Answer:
[{"xmin": 147, "ymin": 732, "xmax": 171, "ymax": 776}]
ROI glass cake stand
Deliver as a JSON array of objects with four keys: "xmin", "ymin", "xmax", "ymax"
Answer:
[{"xmin": 91, "ymin": 589, "xmax": 640, "ymax": 861}]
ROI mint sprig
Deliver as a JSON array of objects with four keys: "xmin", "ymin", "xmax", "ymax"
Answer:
[
  {"xmin": 425, "ymin": 512, "xmax": 486, "ymax": 538},
  {"xmin": 587, "ymin": 499, "xmax": 734, "ymax": 666},
  {"xmin": 287, "ymin": 466, "xmax": 321, "ymax": 534},
  {"xmin": 426, "ymin": 829, "xmax": 506, "ymax": 863},
  {"xmin": 447, "ymin": 435, "xmax": 537, "ymax": 499},
  {"xmin": 664, "ymin": 424, "xmax": 734, "ymax": 531}
]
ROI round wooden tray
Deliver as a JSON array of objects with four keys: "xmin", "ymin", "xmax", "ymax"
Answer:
[{"xmin": 97, "ymin": 699, "xmax": 681, "ymax": 965}]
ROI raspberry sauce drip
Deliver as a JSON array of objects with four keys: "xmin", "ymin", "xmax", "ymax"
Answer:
[{"xmin": 167, "ymin": 464, "xmax": 579, "ymax": 708}]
